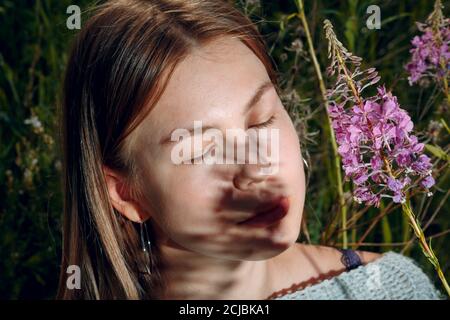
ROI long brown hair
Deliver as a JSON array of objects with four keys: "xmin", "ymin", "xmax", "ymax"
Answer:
[{"xmin": 57, "ymin": 0, "xmax": 278, "ymax": 299}]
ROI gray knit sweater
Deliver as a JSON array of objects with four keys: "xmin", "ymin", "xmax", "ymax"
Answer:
[{"xmin": 273, "ymin": 252, "xmax": 443, "ymax": 300}]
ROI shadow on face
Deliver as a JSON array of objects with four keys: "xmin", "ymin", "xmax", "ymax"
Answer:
[{"xmin": 126, "ymin": 36, "xmax": 306, "ymax": 297}]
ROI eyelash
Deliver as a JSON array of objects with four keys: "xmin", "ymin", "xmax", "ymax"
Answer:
[
  {"xmin": 189, "ymin": 143, "xmax": 215, "ymax": 163},
  {"xmin": 252, "ymin": 115, "xmax": 276, "ymax": 129},
  {"xmin": 187, "ymin": 115, "xmax": 276, "ymax": 163}
]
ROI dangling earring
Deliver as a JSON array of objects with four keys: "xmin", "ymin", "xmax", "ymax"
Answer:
[{"xmin": 140, "ymin": 221, "xmax": 152, "ymax": 274}]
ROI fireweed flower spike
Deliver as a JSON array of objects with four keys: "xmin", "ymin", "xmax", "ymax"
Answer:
[
  {"xmin": 328, "ymin": 87, "xmax": 435, "ymax": 206},
  {"xmin": 405, "ymin": 0, "xmax": 450, "ymax": 101},
  {"xmin": 324, "ymin": 19, "xmax": 450, "ymax": 297}
]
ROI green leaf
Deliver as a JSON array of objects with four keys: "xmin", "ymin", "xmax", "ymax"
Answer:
[{"xmin": 425, "ymin": 144, "xmax": 449, "ymax": 162}]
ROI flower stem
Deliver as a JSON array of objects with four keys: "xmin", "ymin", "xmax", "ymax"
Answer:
[
  {"xmin": 295, "ymin": 0, "xmax": 348, "ymax": 248},
  {"xmin": 324, "ymin": 19, "xmax": 449, "ymax": 294},
  {"xmin": 382, "ymin": 126, "xmax": 449, "ymax": 296},
  {"xmin": 441, "ymin": 73, "xmax": 450, "ymax": 105},
  {"xmin": 401, "ymin": 199, "xmax": 450, "ymax": 297},
  {"xmin": 435, "ymin": 29, "xmax": 450, "ymax": 104}
]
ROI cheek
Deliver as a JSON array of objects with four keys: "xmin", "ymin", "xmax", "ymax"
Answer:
[
  {"xmin": 279, "ymin": 110, "xmax": 303, "ymax": 174},
  {"xmin": 278, "ymin": 111, "xmax": 306, "ymax": 218},
  {"xmin": 153, "ymin": 167, "xmax": 219, "ymax": 227}
]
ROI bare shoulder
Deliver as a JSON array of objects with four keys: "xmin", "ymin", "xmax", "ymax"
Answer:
[
  {"xmin": 290, "ymin": 243, "xmax": 383, "ymax": 274},
  {"xmin": 267, "ymin": 243, "xmax": 384, "ymax": 298},
  {"xmin": 355, "ymin": 248, "xmax": 383, "ymax": 264}
]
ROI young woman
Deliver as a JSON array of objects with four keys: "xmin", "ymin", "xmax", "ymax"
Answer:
[{"xmin": 57, "ymin": 0, "xmax": 442, "ymax": 299}]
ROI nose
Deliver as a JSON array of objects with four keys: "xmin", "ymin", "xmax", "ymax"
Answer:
[
  {"xmin": 233, "ymin": 163, "xmax": 270, "ymax": 191},
  {"xmin": 228, "ymin": 128, "xmax": 277, "ymax": 191}
]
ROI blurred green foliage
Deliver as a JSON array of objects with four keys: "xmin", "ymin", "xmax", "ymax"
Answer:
[{"xmin": 0, "ymin": 0, "xmax": 448, "ymax": 299}]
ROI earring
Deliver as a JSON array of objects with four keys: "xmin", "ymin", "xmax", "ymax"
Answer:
[{"xmin": 140, "ymin": 221, "xmax": 153, "ymax": 274}]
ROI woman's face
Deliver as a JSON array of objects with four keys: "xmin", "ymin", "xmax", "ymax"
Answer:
[{"xmin": 129, "ymin": 37, "xmax": 306, "ymax": 261}]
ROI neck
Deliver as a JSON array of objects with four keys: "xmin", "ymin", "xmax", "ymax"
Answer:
[{"xmin": 157, "ymin": 239, "xmax": 275, "ymax": 299}]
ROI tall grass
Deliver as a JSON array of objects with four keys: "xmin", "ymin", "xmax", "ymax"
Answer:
[{"xmin": 0, "ymin": 0, "xmax": 448, "ymax": 299}]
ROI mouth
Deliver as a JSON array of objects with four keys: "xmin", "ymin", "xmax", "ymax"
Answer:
[{"xmin": 237, "ymin": 196, "xmax": 290, "ymax": 228}]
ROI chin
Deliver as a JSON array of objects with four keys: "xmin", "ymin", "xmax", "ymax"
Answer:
[{"xmin": 248, "ymin": 222, "xmax": 301, "ymax": 261}]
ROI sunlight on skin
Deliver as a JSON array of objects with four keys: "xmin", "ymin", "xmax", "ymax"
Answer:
[{"xmin": 123, "ymin": 36, "xmax": 306, "ymax": 299}]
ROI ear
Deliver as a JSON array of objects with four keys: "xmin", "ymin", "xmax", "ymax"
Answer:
[{"xmin": 103, "ymin": 165, "xmax": 149, "ymax": 223}]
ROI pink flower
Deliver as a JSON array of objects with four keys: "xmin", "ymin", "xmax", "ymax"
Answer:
[
  {"xmin": 324, "ymin": 19, "xmax": 436, "ymax": 207},
  {"xmin": 327, "ymin": 86, "xmax": 435, "ymax": 205},
  {"xmin": 405, "ymin": 8, "xmax": 449, "ymax": 85}
]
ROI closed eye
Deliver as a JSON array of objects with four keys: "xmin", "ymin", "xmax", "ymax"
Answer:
[
  {"xmin": 188, "ymin": 142, "xmax": 216, "ymax": 163},
  {"xmin": 251, "ymin": 115, "xmax": 276, "ymax": 129}
]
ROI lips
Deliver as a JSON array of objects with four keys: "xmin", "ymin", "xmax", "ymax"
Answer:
[{"xmin": 237, "ymin": 196, "xmax": 290, "ymax": 228}]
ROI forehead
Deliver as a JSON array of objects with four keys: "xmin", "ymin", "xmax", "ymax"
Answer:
[{"xmin": 141, "ymin": 37, "xmax": 271, "ymax": 137}]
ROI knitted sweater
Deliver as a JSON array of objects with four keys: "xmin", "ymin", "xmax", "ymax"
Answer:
[{"xmin": 273, "ymin": 252, "xmax": 443, "ymax": 300}]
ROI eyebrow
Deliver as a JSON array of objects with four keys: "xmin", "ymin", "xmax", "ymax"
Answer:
[{"xmin": 160, "ymin": 80, "xmax": 274, "ymax": 145}]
